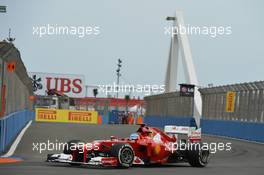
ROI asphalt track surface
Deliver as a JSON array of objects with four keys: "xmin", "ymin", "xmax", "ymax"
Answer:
[{"xmin": 0, "ymin": 122, "xmax": 264, "ymax": 175}]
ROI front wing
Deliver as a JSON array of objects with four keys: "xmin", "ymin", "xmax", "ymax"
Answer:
[{"xmin": 47, "ymin": 153, "xmax": 118, "ymax": 167}]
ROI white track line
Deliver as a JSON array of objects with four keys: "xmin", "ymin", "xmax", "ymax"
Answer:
[{"xmin": 1, "ymin": 120, "xmax": 32, "ymax": 157}]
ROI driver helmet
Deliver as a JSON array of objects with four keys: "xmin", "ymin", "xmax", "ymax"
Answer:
[{"xmin": 129, "ymin": 133, "xmax": 139, "ymax": 140}]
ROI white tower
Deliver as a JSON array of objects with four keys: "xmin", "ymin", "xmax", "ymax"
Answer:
[{"xmin": 165, "ymin": 11, "xmax": 202, "ymax": 128}]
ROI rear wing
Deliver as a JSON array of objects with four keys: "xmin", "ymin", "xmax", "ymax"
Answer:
[{"xmin": 164, "ymin": 125, "xmax": 201, "ymax": 142}]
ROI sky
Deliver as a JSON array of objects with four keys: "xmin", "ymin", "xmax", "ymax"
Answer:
[{"xmin": 0, "ymin": 0, "xmax": 263, "ymax": 97}]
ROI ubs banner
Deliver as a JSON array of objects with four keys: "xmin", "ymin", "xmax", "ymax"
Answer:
[
  {"xmin": 35, "ymin": 108, "xmax": 98, "ymax": 124},
  {"xmin": 28, "ymin": 72, "xmax": 85, "ymax": 98}
]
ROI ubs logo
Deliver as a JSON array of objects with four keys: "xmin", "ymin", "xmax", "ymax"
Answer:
[{"xmin": 31, "ymin": 74, "xmax": 43, "ymax": 92}]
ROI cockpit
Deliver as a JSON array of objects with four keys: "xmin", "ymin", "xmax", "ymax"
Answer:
[{"xmin": 129, "ymin": 133, "xmax": 140, "ymax": 140}]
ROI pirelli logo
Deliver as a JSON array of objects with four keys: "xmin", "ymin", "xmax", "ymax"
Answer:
[
  {"xmin": 226, "ymin": 91, "xmax": 236, "ymax": 113},
  {"xmin": 35, "ymin": 108, "xmax": 98, "ymax": 124},
  {"xmin": 68, "ymin": 112, "xmax": 92, "ymax": 122},
  {"xmin": 37, "ymin": 110, "xmax": 57, "ymax": 120}
]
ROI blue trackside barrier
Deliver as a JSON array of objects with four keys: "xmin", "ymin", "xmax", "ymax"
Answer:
[
  {"xmin": 201, "ymin": 119, "xmax": 264, "ymax": 143},
  {"xmin": 0, "ymin": 110, "xmax": 35, "ymax": 154},
  {"xmin": 96, "ymin": 110, "xmax": 109, "ymax": 124},
  {"xmin": 144, "ymin": 116, "xmax": 264, "ymax": 143},
  {"xmin": 97, "ymin": 110, "xmax": 104, "ymax": 116},
  {"xmin": 109, "ymin": 110, "xmax": 119, "ymax": 124},
  {"xmin": 101, "ymin": 114, "xmax": 109, "ymax": 124}
]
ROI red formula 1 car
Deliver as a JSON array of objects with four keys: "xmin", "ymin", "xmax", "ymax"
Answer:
[{"xmin": 47, "ymin": 124, "xmax": 210, "ymax": 168}]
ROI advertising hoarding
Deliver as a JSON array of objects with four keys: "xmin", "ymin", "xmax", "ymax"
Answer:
[
  {"xmin": 35, "ymin": 108, "xmax": 98, "ymax": 124},
  {"xmin": 28, "ymin": 72, "xmax": 85, "ymax": 98},
  {"xmin": 226, "ymin": 91, "xmax": 236, "ymax": 113}
]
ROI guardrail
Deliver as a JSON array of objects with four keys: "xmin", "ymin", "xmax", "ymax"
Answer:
[
  {"xmin": 144, "ymin": 116, "xmax": 264, "ymax": 143},
  {"xmin": 0, "ymin": 110, "xmax": 34, "ymax": 154}
]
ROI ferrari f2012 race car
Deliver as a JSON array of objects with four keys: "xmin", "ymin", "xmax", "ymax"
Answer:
[{"xmin": 47, "ymin": 124, "xmax": 210, "ymax": 168}]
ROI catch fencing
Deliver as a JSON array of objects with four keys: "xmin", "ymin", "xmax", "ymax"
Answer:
[
  {"xmin": 144, "ymin": 81, "xmax": 264, "ymax": 142},
  {"xmin": 145, "ymin": 81, "xmax": 264, "ymax": 123},
  {"xmin": 200, "ymin": 81, "xmax": 264, "ymax": 123}
]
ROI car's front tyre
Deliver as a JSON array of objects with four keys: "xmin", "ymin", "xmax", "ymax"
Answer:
[{"xmin": 111, "ymin": 143, "xmax": 134, "ymax": 168}]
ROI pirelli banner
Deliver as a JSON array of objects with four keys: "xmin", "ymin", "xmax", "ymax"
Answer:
[
  {"xmin": 35, "ymin": 108, "xmax": 98, "ymax": 124},
  {"xmin": 225, "ymin": 91, "xmax": 236, "ymax": 113}
]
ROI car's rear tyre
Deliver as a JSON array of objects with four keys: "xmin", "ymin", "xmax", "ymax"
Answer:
[
  {"xmin": 187, "ymin": 143, "xmax": 210, "ymax": 167},
  {"xmin": 111, "ymin": 143, "xmax": 134, "ymax": 168}
]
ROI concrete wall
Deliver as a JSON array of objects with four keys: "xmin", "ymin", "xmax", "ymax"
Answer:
[
  {"xmin": 0, "ymin": 41, "xmax": 33, "ymax": 116},
  {"xmin": 0, "ymin": 41, "xmax": 34, "ymax": 154},
  {"xmin": 145, "ymin": 91, "xmax": 193, "ymax": 117}
]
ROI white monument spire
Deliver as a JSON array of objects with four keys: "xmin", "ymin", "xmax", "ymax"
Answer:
[{"xmin": 165, "ymin": 11, "xmax": 202, "ymax": 127}]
